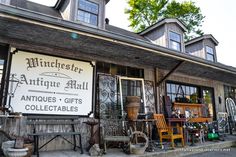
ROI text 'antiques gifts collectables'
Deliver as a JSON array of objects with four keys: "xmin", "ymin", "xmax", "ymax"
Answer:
[{"xmin": 7, "ymin": 50, "xmax": 94, "ymax": 115}]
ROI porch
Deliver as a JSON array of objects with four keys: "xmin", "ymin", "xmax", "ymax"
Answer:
[{"xmin": 31, "ymin": 135, "xmax": 236, "ymax": 157}]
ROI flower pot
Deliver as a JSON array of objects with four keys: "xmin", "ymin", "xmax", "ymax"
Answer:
[
  {"xmin": 1, "ymin": 141, "xmax": 29, "ymax": 157},
  {"xmin": 7, "ymin": 147, "xmax": 28, "ymax": 157},
  {"xmin": 23, "ymin": 143, "xmax": 33, "ymax": 157},
  {"xmin": 1, "ymin": 141, "xmax": 15, "ymax": 156},
  {"xmin": 126, "ymin": 96, "xmax": 140, "ymax": 121}
]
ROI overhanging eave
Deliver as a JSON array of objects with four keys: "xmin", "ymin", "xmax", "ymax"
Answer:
[{"xmin": 0, "ymin": 4, "xmax": 236, "ymax": 85}]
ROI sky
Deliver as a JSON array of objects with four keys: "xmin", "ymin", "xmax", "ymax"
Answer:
[{"xmin": 29, "ymin": 0, "xmax": 236, "ymax": 67}]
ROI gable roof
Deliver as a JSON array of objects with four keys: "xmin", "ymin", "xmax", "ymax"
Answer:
[
  {"xmin": 10, "ymin": 0, "xmax": 62, "ymax": 18},
  {"xmin": 55, "ymin": 0, "xmax": 110, "ymax": 9},
  {"xmin": 105, "ymin": 24, "xmax": 148, "ymax": 42},
  {"xmin": 139, "ymin": 18, "xmax": 187, "ymax": 35},
  {"xmin": 185, "ymin": 34, "xmax": 219, "ymax": 46}
]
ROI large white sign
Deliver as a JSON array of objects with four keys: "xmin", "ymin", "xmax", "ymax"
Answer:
[{"xmin": 8, "ymin": 50, "xmax": 94, "ymax": 115}]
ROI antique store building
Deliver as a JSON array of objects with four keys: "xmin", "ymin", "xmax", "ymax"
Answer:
[{"xmin": 1, "ymin": 0, "xmax": 236, "ymax": 153}]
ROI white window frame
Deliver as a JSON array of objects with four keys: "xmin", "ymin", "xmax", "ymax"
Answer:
[
  {"xmin": 0, "ymin": 63, "xmax": 3, "ymax": 85},
  {"xmin": 205, "ymin": 45, "xmax": 215, "ymax": 61},
  {"xmin": 169, "ymin": 31, "xmax": 181, "ymax": 52},
  {"xmin": 119, "ymin": 77, "xmax": 147, "ymax": 117},
  {"xmin": 77, "ymin": 0, "xmax": 99, "ymax": 26},
  {"xmin": 0, "ymin": 0, "xmax": 10, "ymax": 5}
]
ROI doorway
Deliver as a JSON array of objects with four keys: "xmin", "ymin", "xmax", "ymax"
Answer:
[{"xmin": 201, "ymin": 87, "xmax": 216, "ymax": 119}]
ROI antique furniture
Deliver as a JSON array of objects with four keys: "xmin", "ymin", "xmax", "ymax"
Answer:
[
  {"xmin": 83, "ymin": 120, "xmax": 99, "ymax": 151},
  {"xmin": 26, "ymin": 116, "xmax": 83, "ymax": 157},
  {"xmin": 128, "ymin": 118, "xmax": 156, "ymax": 152},
  {"xmin": 101, "ymin": 117, "xmax": 131, "ymax": 154},
  {"xmin": 225, "ymin": 98, "xmax": 236, "ymax": 134},
  {"xmin": 130, "ymin": 131, "xmax": 148, "ymax": 155},
  {"xmin": 126, "ymin": 96, "xmax": 140, "ymax": 121},
  {"xmin": 173, "ymin": 103, "xmax": 212, "ymax": 122},
  {"xmin": 187, "ymin": 128, "xmax": 199, "ymax": 146},
  {"xmin": 217, "ymin": 112, "xmax": 229, "ymax": 136},
  {"xmin": 166, "ymin": 118, "xmax": 187, "ymax": 143},
  {"xmin": 153, "ymin": 114, "xmax": 184, "ymax": 148}
]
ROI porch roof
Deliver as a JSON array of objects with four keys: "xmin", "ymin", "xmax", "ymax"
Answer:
[{"xmin": 0, "ymin": 4, "xmax": 236, "ymax": 85}]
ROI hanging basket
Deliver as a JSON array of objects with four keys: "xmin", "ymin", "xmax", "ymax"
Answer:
[{"xmin": 126, "ymin": 96, "xmax": 140, "ymax": 120}]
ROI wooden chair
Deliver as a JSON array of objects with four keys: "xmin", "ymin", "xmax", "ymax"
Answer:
[{"xmin": 153, "ymin": 114, "xmax": 184, "ymax": 148}]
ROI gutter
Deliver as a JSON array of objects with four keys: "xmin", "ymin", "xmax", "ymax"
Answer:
[{"xmin": 0, "ymin": 4, "xmax": 236, "ymax": 75}]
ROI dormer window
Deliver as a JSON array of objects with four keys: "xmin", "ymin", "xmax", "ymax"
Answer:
[
  {"xmin": 206, "ymin": 46, "xmax": 214, "ymax": 61},
  {"xmin": 169, "ymin": 31, "xmax": 181, "ymax": 51},
  {"xmin": 77, "ymin": 0, "xmax": 99, "ymax": 26},
  {"xmin": 0, "ymin": 0, "xmax": 10, "ymax": 5}
]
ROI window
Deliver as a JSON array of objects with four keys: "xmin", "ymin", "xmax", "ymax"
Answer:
[
  {"xmin": 224, "ymin": 85, "xmax": 236, "ymax": 101},
  {"xmin": 202, "ymin": 88, "xmax": 215, "ymax": 118},
  {"xmin": 77, "ymin": 0, "xmax": 98, "ymax": 26},
  {"xmin": 206, "ymin": 46, "xmax": 214, "ymax": 61},
  {"xmin": 166, "ymin": 82, "xmax": 199, "ymax": 103},
  {"xmin": 0, "ymin": 0, "xmax": 10, "ymax": 5},
  {"xmin": 169, "ymin": 31, "xmax": 181, "ymax": 51},
  {"xmin": 96, "ymin": 62, "xmax": 144, "ymax": 78},
  {"xmin": 166, "ymin": 82, "xmax": 215, "ymax": 119}
]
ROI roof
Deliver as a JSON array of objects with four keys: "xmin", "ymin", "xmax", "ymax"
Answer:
[
  {"xmin": 1, "ymin": 4, "xmax": 236, "ymax": 85},
  {"xmin": 139, "ymin": 18, "xmax": 187, "ymax": 35},
  {"xmin": 55, "ymin": 0, "xmax": 110, "ymax": 9},
  {"xmin": 10, "ymin": 0, "xmax": 62, "ymax": 18},
  {"xmin": 105, "ymin": 24, "xmax": 148, "ymax": 42},
  {"xmin": 185, "ymin": 34, "xmax": 219, "ymax": 46}
]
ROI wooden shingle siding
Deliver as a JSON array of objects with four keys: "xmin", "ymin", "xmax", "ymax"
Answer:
[
  {"xmin": 185, "ymin": 40, "xmax": 204, "ymax": 58},
  {"xmin": 144, "ymin": 25, "xmax": 166, "ymax": 47},
  {"xmin": 60, "ymin": 0, "xmax": 73, "ymax": 21}
]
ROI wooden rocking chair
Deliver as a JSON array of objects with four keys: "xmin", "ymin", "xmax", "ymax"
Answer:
[{"xmin": 153, "ymin": 114, "xmax": 184, "ymax": 148}]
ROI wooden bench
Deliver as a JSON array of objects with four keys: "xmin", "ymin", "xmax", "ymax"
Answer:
[{"xmin": 26, "ymin": 115, "xmax": 83, "ymax": 157}]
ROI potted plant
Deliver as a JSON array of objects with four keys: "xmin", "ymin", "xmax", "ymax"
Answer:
[
  {"xmin": 190, "ymin": 93, "xmax": 198, "ymax": 103},
  {"xmin": 1, "ymin": 136, "xmax": 33, "ymax": 157}
]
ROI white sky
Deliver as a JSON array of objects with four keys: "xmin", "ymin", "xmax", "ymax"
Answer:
[{"xmin": 29, "ymin": 0, "xmax": 236, "ymax": 67}]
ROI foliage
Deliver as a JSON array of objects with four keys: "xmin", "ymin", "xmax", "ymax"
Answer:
[
  {"xmin": 125, "ymin": 0, "xmax": 168, "ymax": 32},
  {"xmin": 125, "ymin": 0, "xmax": 205, "ymax": 40}
]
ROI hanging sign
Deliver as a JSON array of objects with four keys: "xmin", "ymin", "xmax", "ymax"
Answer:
[{"xmin": 8, "ymin": 50, "xmax": 94, "ymax": 115}]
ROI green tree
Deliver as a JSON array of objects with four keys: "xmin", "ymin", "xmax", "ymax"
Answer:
[{"xmin": 125, "ymin": 0, "xmax": 205, "ymax": 40}]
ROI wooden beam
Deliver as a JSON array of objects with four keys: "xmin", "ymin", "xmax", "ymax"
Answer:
[{"xmin": 156, "ymin": 61, "xmax": 185, "ymax": 86}]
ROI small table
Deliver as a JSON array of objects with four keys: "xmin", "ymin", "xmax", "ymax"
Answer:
[
  {"xmin": 83, "ymin": 121, "xmax": 98, "ymax": 151},
  {"xmin": 167, "ymin": 118, "xmax": 187, "ymax": 140},
  {"xmin": 167, "ymin": 118, "xmax": 186, "ymax": 127}
]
